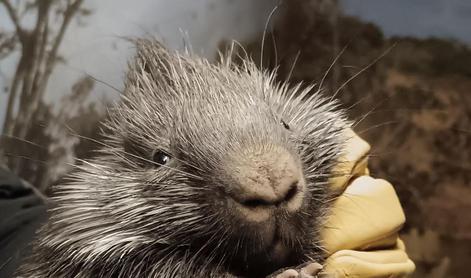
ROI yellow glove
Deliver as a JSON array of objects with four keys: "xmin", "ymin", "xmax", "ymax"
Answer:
[{"xmin": 321, "ymin": 129, "xmax": 415, "ymax": 277}]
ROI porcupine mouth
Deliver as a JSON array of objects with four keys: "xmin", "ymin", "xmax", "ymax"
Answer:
[
  {"xmin": 265, "ymin": 224, "xmax": 291, "ymax": 262},
  {"xmin": 254, "ymin": 222, "xmax": 299, "ymax": 268},
  {"xmin": 236, "ymin": 226, "xmax": 301, "ymax": 277},
  {"xmin": 221, "ymin": 208, "xmax": 308, "ymax": 277}
]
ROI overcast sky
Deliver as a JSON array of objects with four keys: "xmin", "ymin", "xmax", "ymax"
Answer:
[
  {"xmin": 1, "ymin": 0, "xmax": 471, "ymax": 129},
  {"xmin": 342, "ymin": 0, "xmax": 471, "ymax": 43}
]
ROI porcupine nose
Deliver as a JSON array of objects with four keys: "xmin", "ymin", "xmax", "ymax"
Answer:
[{"xmin": 228, "ymin": 146, "xmax": 305, "ymax": 222}]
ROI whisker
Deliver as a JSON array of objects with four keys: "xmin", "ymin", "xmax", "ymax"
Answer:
[
  {"xmin": 3, "ymin": 153, "xmax": 50, "ymax": 167},
  {"xmin": 330, "ymin": 43, "xmax": 396, "ymax": 101},
  {"xmin": 231, "ymin": 40, "xmax": 250, "ymax": 62},
  {"xmin": 260, "ymin": 5, "xmax": 279, "ymax": 71},
  {"xmin": 286, "ymin": 50, "xmax": 301, "ymax": 83},
  {"xmin": 85, "ymin": 72, "xmax": 123, "ymax": 95},
  {"xmin": 319, "ymin": 43, "xmax": 349, "ymax": 91},
  {"xmin": 270, "ymin": 23, "xmax": 278, "ymax": 69},
  {"xmin": 355, "ymin": 120, "xmax": 399, "ymax": 135},
  {"xmin": 62, "ymin": 124, "xmax": 204, "ymax": 180},
  {"xmin": 344, "ymin": 91, "xmax": 375, "ymax": 112},
  {"xmin": 352, "ymin": 97, "xmax": 391, "ymax": 128},
  {"xmin": 0, "ymin": 134, "xmax": 48, "ymax": 150}
]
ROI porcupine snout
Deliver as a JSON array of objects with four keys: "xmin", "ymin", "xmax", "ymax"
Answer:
[{"xmin": 226, "ymin": 145, "xmax": 306, "ymax": 223}]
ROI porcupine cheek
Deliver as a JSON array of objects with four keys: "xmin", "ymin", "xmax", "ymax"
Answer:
[{"xmin": 223, "ymin": 145, "xmax": 306, "ymax": 247}]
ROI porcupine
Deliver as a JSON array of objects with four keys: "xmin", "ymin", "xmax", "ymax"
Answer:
[{"xmin": 16, "ymin": 39, "xmax": 351, "ymax": 278}]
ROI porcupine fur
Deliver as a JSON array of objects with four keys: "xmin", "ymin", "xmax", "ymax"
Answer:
[{"xmin": 17, "ymin": 39, "xmax": 350, "ymax": 278}]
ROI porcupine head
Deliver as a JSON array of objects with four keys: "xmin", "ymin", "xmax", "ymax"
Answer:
[{"xmin": 18, "ymin": 39, "xmax": 350, "ymax": 278}]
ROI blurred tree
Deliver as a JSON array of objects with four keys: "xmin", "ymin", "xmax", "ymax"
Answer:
[
  {"xmin": 1, "ymin": 76, "xmax": 106, "ymax": 191},
  {"xmin": 0, "ymin": 0, "xmax": 89, "ymax": 171}
]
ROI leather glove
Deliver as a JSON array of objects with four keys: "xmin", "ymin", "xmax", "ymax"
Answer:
[{"xmin": 320, "ymin": 129, "xmax": 415, "ymax": 277}]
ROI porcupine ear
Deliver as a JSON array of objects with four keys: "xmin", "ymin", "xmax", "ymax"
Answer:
[
  {"xmin": 130, "ymin": 38, "xmax": 206, "ymax": 103},
  {"xmin": 132, "ymin": 38, "xmax": 177, "ymax": 90},
  {"xmin": 119, "ymin": 40, "xmax": 177, "ymax": 161}
]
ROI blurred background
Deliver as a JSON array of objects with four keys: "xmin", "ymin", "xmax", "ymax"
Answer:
[{"xmin": 0, "ymin": 0, "xmax": 470, "ymax": 277}]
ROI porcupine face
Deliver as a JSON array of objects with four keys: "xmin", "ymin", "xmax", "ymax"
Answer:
[{"xmin": 42, "ymin": 39, "xmax": 349, "ymax": 277}]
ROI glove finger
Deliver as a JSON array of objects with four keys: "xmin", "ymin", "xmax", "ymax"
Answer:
[
  {"xmin": 329, "ymin": 128, "xmax": 371, "ymax": 192},
  {"xmin": 323, "ymin": 243, "xmax": 415, "ymax": 277},
  {"xmin": 321, "ymin": 176, "xmax": 405, "ymax": 254}
]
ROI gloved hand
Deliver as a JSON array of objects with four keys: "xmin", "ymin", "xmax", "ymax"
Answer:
[{"xmin": 321, "ymin": 129, "xmax": 415, "ymax": 277}]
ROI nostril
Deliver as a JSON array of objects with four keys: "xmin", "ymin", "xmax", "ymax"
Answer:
[
  {"xmin": 242, "ymin": 198, "xmax": 269, "ymax": 208},
  {"xmin": 238, "ymin": 182, "xmax": 299, "ymax": 208},
  {"xmin": 284, "ymin": 182, "xmax": 298, "ymax": 203}
]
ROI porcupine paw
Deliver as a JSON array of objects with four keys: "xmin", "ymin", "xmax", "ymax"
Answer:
[{"xmin": 267, "ymin": 262, "xmax": 323, "ymax": 278}]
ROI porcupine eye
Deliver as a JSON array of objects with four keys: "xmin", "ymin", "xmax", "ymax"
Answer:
[
  {"xmin": 152, "ymin": 149, "xmax": 172, "ymax": 167},
  {"xmin": 281, "ymin": 119, "xmax": 290, "ymax": 130}
]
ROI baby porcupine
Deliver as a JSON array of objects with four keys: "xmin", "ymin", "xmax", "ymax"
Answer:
[{"xmin": 17, "ymin": 39, "xmax": 350, "ymax": 278}]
